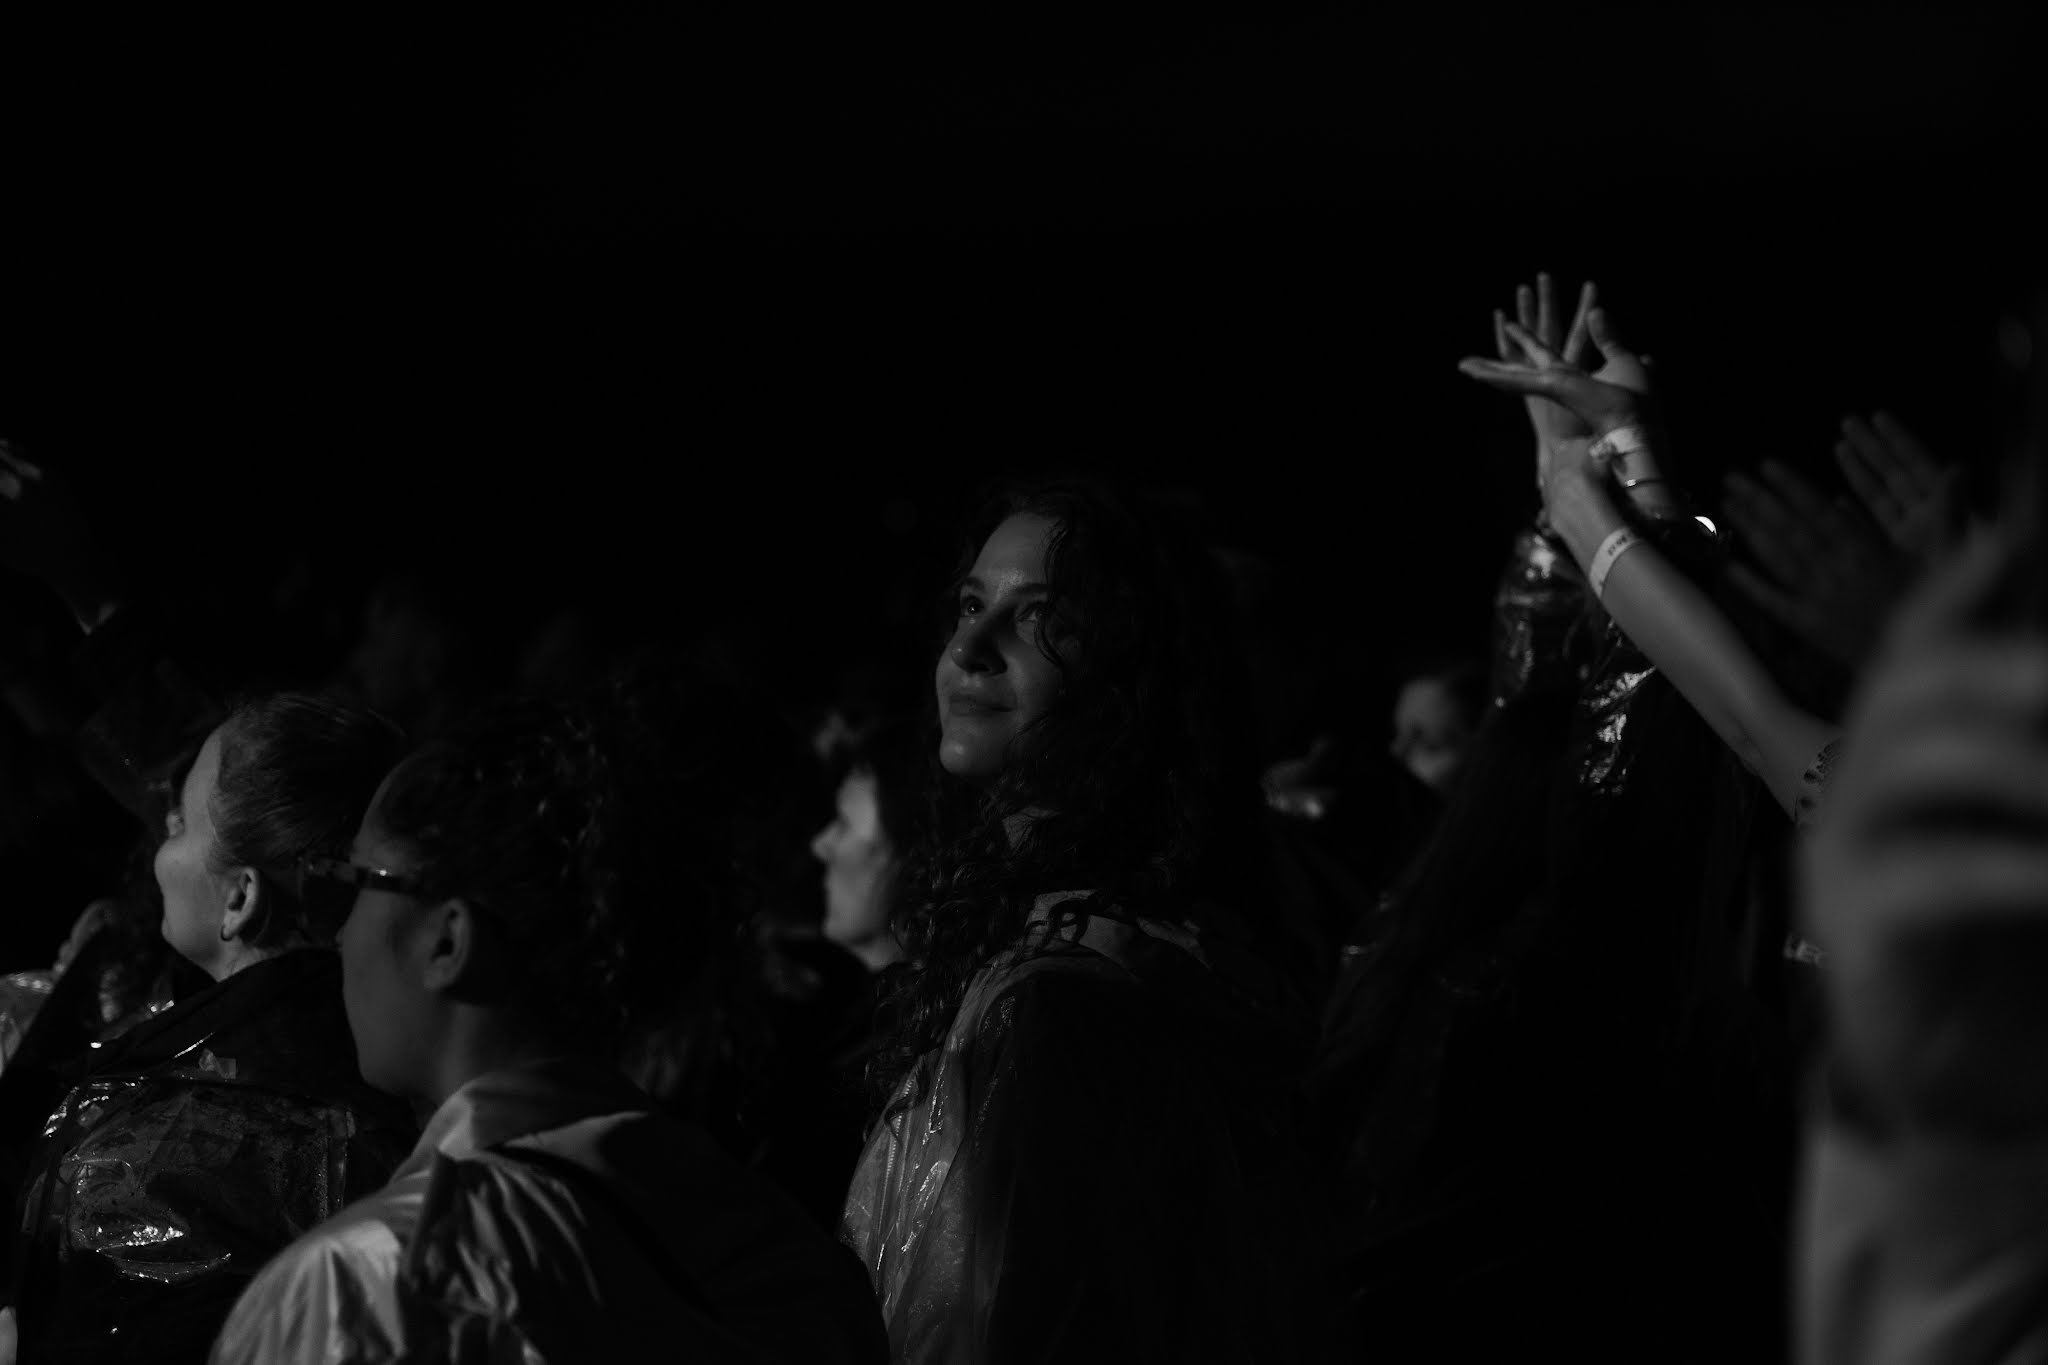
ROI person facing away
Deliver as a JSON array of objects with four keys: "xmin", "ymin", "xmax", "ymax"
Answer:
[
  {"xmin": 211, "ymin": 687, "xmax": 889, "ymax": 1364},
  {"xmin": 0, "ymin": 694, "xmax": 417, "ymax": 1365},
  {"xmin": 841, "ymin": 480, "xmax": 1337, "ymax": 1363}
]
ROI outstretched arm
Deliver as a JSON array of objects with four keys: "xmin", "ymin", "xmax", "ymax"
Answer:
[
  {"xmin": 1548, "ymin": 455, "xmax": 1838, "ymax": 813},
  {"xmin": 1460, "ymin": 305, "xmax": 1838, "ymax": 815}
]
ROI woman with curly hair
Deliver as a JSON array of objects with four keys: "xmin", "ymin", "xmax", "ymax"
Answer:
[
  {"xmin": 841, "ymin": 482, "xmax": 1329, "ymax": 1363},
  {"xmin": 212, "ymin": 686, "xmax": 889, "ymax": 1363}
]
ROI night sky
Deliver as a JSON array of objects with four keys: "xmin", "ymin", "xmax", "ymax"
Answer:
[{"xmin": 3, "ymin": 6, "xmax": 2040, "ymax": 736}]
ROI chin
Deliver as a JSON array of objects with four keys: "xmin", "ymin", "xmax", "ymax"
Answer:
[
  {"xmin": 937, "ymin": 743, "xmax": 1000, "ymax": 783},
  {"xmin": 940, "ymin": 715, "xmax": 1014, "ymax": 773},
  {"xmin": 355, "ymin": 1051, "xmax": 404, "ymax": 1098}
]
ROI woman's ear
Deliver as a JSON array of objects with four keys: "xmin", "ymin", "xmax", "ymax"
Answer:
[{"xmin": 218, "ymin": 867, "xmax": 264, "ymax": 943}]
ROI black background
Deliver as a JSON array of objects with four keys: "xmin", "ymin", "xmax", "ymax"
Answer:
[{"xmin": 3, "ymin": 5, "xmax": 2041, "ymax": 735}]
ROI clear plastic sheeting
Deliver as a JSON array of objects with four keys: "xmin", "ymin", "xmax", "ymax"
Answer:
[
  {"xmin": 1490, "ymin": 523, "xmax": 1600, "ymax": 710},
  {"xmin": 0, "ymin": 972, "xmax": 56, "ymax": 1072},
  {"xmin": 842, "ymin": 905, "xmax": 1326, "ymax": 1363},
  {"xmin": 214, "ymin": 1061, "xmax": 890, "ymax": 1365},
  {"xmin": 27, "ymin": 1076, "xmax": 357, "ymax": 1286}
]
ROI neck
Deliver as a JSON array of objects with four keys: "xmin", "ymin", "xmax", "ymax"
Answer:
[
  {"xmin": 208, "ymin": 941, "xmax": 285, "ymax": 983},
  {"xmin": 417, "ymin": 1008, "xmax": 582, "ymax": 1116}
]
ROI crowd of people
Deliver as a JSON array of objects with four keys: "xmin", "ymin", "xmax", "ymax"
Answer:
[{"xmin": 0, "ymin": 269, "xmax": 2042, "ymax": 1362}]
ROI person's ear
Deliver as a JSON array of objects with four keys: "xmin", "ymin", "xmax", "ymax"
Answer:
[
  {"xmin": 418, "ymin": 897, "xmax": 482, "ymax": 994},
  {"xmin": 218, "ymin": 868, "xmax": 264, "ymax": 943}
]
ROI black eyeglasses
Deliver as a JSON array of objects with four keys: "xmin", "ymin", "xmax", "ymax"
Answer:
[{"xmin": 297, "ymin": 854, "xmax": 426, "ymax": 900}]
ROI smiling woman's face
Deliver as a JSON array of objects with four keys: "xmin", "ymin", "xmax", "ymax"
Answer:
[{"xmin": 933, "ymin": 512, "xmax": 1068, "ymax": 784}]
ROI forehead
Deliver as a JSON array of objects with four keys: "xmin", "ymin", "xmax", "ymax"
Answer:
[
  {"xmin": 180, "ymin": 729, "xmax": 224, "ymax": 805},
  {"xmin": 970, "ymin": 512, "xmax": 1057, "ymax": 586}
]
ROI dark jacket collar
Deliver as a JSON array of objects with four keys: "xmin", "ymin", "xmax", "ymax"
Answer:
[{"xmin": 87, "ymin": 948, "xmax": 385, "ymax": 1110}]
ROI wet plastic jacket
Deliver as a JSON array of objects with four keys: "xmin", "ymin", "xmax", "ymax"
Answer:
[
  {"xmin": 6, "ymin": 949, "xmax": 413, "ymax": 1364},
  {"xmin": 214, "ymin": 1059, "xmax": 889, "ymax": 1364},
  {"xmin": 842, "ymin": 899, "xmax": 1329, "ymax": 1363}
]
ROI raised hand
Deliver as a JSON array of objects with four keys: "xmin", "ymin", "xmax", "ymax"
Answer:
[
  {"xmin": 1721, "ymin": 460, "xmax": 1913, "ymax": 669},
  {"xmin": 1460, "ymin": 305, "xmax": 1652, "ymax": 450},
  {"xmin": 1835, "ymin": 412, "xmax": 1967, "ymax": 565},
  {"xmin": 1493, "ymin": 273, "xmax": 1596, "ymax": 490}
]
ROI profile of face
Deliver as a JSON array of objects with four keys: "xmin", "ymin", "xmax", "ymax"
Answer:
[
  {"xmin": 154, "ymin": 727, "xmax": 246, "ymax": 977},
  {"xmin": 336, "ymin": 788, "xmax": 437, "ymax": 1099},
  {"xmin": 1390, "ymin": 676, "xmax": 1476, "ymax": 791},
  {"xmin": 934, "ymin": 511, "xmax": 1068, "ymax": 783},
  {"xmin": 809, "ymin": 770, "xmax": 902, "ymax": 970}
]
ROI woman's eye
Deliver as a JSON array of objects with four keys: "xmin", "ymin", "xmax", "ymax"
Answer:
[{"xmin": 956, "ymin": 594, "xmax": 982, "ymax": 618}]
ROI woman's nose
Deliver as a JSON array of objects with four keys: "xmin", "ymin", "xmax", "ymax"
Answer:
[
  {"xmin": 810, "ymin": 826, "xmax": 834, "ymax": 863},
  {"xmin": 948, "ymin": 619, "xmax": 998, "ymax": 674}
]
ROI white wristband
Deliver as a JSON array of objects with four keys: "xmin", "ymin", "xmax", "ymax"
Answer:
[
  {"xmin": 1589, "ymin": 424, "xmax": 1653, "ymax": 464},
  {"xmin": 1588, "ymin": 526, "xmax": 1643, "ymax": 600}
]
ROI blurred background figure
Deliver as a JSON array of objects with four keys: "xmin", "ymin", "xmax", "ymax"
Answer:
[
  {"xmin": 1795, "ymin": 286, "xmax": 2048, "ymax": 1365},
  {"xmin": 1387, "ymin": 656, "xmax": 1488, "ymax": 793},
  {"xmin": 810, "ymin": 713, "xmax": 917, "ymax": 974},
  {"xmin": 705, "ymin": 707, "xmax": 929, "ymax": 1233}
]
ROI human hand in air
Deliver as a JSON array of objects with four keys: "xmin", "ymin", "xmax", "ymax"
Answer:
[
  {"xmin": 1491, "ymin": 273, "xmax": 1598, "ymax": 491},
  {"xmin": 1460, "ymin": 301, "xmax": 1657, "ymax": 510},
  {"xmin": 1801, "ymin": 531, "xmax": 2048, "ymax": 1129},
  {"xmin": 1835, "ymin": 412, "xmax": 1969, "ymax": 567},
  {"xmin": 1721, "ymin": 459, "xmax": 1914, "ymax": 669},
  {"xmin": 1462, "ymin": 302, "xmax": 1652, "ymax": 436},
  {"xmin": 0, "ymin": 437, "xmax": 121, "ymax": 632}
]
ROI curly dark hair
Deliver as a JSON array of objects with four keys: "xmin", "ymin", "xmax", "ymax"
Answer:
[
  {"xmin": 371, "ymin": 671, "xmax": 744, "ymax": 1055},
  {"xmin": 209, "ymin": 692, "xmax": 407, "ymax": 949},
  {"xmin": 871, "ymin": 479, "xmax": 1264, "ymax": 1099}
]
